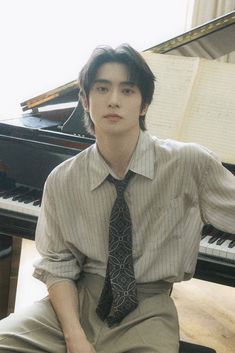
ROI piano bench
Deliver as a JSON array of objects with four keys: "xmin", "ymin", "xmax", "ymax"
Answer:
[{"xmin": 179, "ymin": 340, "xmax": 216, "ymax": 353}]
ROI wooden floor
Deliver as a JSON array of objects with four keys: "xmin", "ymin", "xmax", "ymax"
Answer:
[{"xmin": 14, "ymin": 239, "xmax": 235, "ymax": 353}]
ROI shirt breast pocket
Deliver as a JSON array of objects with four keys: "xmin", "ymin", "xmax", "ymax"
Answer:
[{"xmin": 135, "ymin": 196, "xmax": 185, "ymax": 254}]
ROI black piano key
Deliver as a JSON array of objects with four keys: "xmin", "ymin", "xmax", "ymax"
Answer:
[
  {"xmin": 208, "ymin": 235, "xmax": 220, "ymax": 244},
  {"xmin": 23, "ymin": 192, "xmax": 41, "ymax": 204},
  {"xmin": 11, "ymin": 191, "xmax": 29, "ymax": 201},
  {"xmin": 228, "ymin": 239, "xmax": 235, "ymax": 248},
  {"xmin": 33, "ymin": 199, "xmax": 41, "ymax": 206},
  {"xmin": 2, "ymin": 187, "xmax": 21, "ymax": 199},
  {"xmin": 23, "ymin": 199, "xmax": 35, "ymax": 204},
  {"xmin": 19, "ymin": 196, "xmax": 35, "ymax": 203},
  {"xmin": 215, "ymin": 232, "xmax": 229, "ymax": 245},
  {"xmin": 17, "ymin": 189, "xmax": 42, "ymax": 205},
  {"xmin": 17, "ymin": 189, "xmax": 37, "ymax": 202},
  {"xmin": 206, "ymin": 228, "xmax": 220, "ymax": 243},
  {"xmin": 0, "ymin": 187, "xmax": 15, "ymax": 196},
  {"xmin": 3, "ymin": 186, "xmax": 28, "ymax": 198},
  {"xmin": 12, "ymin": 187, "xmax": 30, "ymax": 201},
  {"xmin": 201, "ymin": 224, "xmax": 213, "ymax": 238}
]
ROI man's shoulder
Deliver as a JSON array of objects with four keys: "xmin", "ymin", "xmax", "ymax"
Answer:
[
  {"xmin": 47, "ymin": 144, "xmax": 94, "ymax": 184},
  {"xmin": 151, "ymin": 135, "xmax": 215, "ymax": 159},
  {"xmin": 148, "ymin": 134, "xmax": 219, "ymax": 174}
]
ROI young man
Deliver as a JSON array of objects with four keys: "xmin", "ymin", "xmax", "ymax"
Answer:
[{"xmin": 0, "ymin": 44, "xmax": 234, "ymax": 353}]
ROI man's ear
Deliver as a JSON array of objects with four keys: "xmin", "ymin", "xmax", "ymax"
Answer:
[
  {"xmin": 80, "ymin": 93, "xmax": 89, "ymax": 112},
  {"xmin": 140, "ymin": 104, "xmax": 149, "ymax": 116}
]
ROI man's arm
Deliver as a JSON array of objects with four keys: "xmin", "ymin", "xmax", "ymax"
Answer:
[
  {"xmin": 199, "ymin": 152, "xmax": 235, "ymax": 233},
  {"xmin": 48, "ymin": 280, "xmax": 96, "ymax": 353}
]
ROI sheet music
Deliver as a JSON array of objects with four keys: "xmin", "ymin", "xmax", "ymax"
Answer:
[
  {"xmin": 179, "ymin": 59, "xmax": 235, "ymax": 163},
  {"xmin": 142, "ymin": 52, "xmax": 235, "ymax": 164},
  {"xmin": 142, "ymin": 53, "xmax": 199, "ymax": 139}
]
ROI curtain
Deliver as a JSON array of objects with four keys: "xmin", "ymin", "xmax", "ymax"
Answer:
[{"xmin": 191, "ymin": 0, "xmax": 235, "ymax": 62}]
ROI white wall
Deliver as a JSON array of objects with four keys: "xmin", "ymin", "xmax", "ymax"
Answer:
[{"xmin": 0, "ymin": 0, "xmax": 194, "ymax": 120}]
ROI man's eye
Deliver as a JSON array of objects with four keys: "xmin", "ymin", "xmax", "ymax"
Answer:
[
  {"xmin": 123, "ymin": 88, "xmax": 134, "ymax": 95},
  {"xmin": 96, "ymin": 86, "xmax": 108, "ymax": 93}
]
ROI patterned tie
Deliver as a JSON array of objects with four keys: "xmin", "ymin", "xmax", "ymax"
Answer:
[{"xmin": 96, "ymin": 170, "xmax": 138, "ymax": 327}]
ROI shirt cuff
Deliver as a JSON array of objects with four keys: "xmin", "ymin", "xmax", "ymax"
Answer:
[{"xmin": 33, "ymin": 268, "xmax": 76, "ymax": 289}]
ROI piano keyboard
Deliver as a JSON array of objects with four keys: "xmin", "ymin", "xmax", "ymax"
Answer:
[
  {"xmin": 0, "ymin": 183, "xmax": 42, "ymax": 218},
  {"xmin": 199, "ymin": 225, "xmax": 235, "ymax": 263}
]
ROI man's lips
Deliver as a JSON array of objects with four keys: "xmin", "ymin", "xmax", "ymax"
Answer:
[
  {"xmin": 103, "ymin": 114, "xmax": 122, "ymax": 121},
  {"xmin": 104, "ymin": 114, "xmax": 122, "ymax": 118}
]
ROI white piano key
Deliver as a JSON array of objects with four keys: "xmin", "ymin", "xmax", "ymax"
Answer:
[
  {"xmin": 0, "ymin": 196, "xmax": 40, "ymax": 217},
  {"xmin": 226, "ymin": 243, "xmax": 235, "ymax": 261},
  {"xmin": 218, "ymin": 239, "xmax": 232, "ymax": 259},
  {"xmin": 204, "ymin": 241, "xmax": 217, "ymax": 256},
  {"xmin": 200, "ymin": 236, "xmax": 235, "ymax": 262},
  {"xmin": 210, "ymin": 242, "xmax": 221, "ymax": 258},
  {"xmin": 210, "ymin": 239, "xmax": 229, "ymax": 258},
  {"xmin": 199, "ymin": 235, "xmax": 212, "ymax": 254}
]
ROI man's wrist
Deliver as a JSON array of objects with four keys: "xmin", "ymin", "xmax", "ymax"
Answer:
[{"xmin": 64, "ymin": 324, "xmax": 87, "ymax": 342}]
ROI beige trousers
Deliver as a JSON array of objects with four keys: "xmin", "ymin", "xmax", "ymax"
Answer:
[{"xmin": 0, "ymin": 274, "xmax": 179, "ymax": 353}]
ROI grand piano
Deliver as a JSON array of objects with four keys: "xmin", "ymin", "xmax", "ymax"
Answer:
[{"xmin": 0, "ymin": 11, "xmax": 235, "ymax": 318}]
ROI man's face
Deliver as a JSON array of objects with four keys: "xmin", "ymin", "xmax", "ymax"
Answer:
[{"xmin": 83, "ymin": 62, "xmax": 147, "ymax": 137}]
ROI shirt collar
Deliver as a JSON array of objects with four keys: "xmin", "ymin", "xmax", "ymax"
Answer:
[
  {"xmin": 89, "ymin": 130, "xmax": 155, "ymax": 191},
  {"xmin": 89, "ymin": 144, "xmax": 110, "ymax": 191},
  {"xmin": 128, "ymin": 130, "xmax": 155, "ymax": 180}
]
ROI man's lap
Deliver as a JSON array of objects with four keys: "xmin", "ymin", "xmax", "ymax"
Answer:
[
  {"xmin": 0, "ymin": 274, "xmax": 179, "ymax": 353},
  {"xmin": 0, "ymin": 297, "xmax": 66, "ymax": 353}
]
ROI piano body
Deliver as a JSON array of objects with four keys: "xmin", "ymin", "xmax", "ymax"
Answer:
[
  {"xmin": 0, "ymin": 11, "xmax": 235, "ymax": 318},
  {"xmin": 0, "ymin": 125, "xmax": 94, "ymax": 238},
  {"xmin": 0, "ymin": 125, "xmax": 95, "ymax": 317}
]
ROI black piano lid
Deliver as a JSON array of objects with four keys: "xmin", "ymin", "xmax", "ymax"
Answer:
[
  {"xmin": 145, "ymin": 10, "xmax": 235, "ymax": 59},
  {"xmin": 20, "ymin": 80, "xmax": 79, "ymax": 112}
]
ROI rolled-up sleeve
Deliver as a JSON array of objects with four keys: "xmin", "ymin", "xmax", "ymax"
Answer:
[
  {"xmin": 33, "ymin": 173, "xmax": 85, "ymax": 288},
  {"xmin": 199, "ymin": 152, "xmax": 235, "ymax": 234}
]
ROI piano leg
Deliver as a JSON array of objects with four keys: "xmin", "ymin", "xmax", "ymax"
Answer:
[{"xmin": 0, "ymin": 235, "xmax": 22, "ymax": 319}]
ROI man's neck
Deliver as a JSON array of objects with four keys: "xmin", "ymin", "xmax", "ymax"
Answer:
[{"xmin": 96, "ymin": 129, "xmax": 140, "ymax": 179}]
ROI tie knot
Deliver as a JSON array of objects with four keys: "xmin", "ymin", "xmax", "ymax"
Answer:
[{"xmin": 107, "ymin": 170, "xmax": 135, "ymax": 195}]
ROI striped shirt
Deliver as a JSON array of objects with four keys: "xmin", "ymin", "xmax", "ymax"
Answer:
[{"xmin": 33, "ymin": 130, "xmax": 235, "ymax": 288}]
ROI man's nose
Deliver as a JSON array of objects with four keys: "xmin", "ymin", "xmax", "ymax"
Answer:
[{"xmin": 108, "ymin": 90, "xmax": 120, "ymax": 108}]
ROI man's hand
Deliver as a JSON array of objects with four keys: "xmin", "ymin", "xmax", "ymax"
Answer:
[
  {"xmin": 66, "ymin": 330, "xmax": 97, "ymax": 353},
  {"xmin": 48, "ymin": 281, "xmax": 97, "ymax": 353}
]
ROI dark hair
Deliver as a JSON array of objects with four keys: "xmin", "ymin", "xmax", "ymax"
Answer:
[{"xmin": 78, "ymin": 43, "xmax": 156, "ymax": 136}]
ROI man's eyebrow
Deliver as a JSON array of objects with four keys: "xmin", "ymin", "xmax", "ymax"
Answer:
[
  {"xmin": 120, "ymin": 81, "xmax": 136, "ymax": 87},
  {"xmin": 93, "ymin": 79, "xmax": 111, "ymax": 85},
  {"xmin": 93, "ymin": 79, "xmax": 136, "ymax": 86}
]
